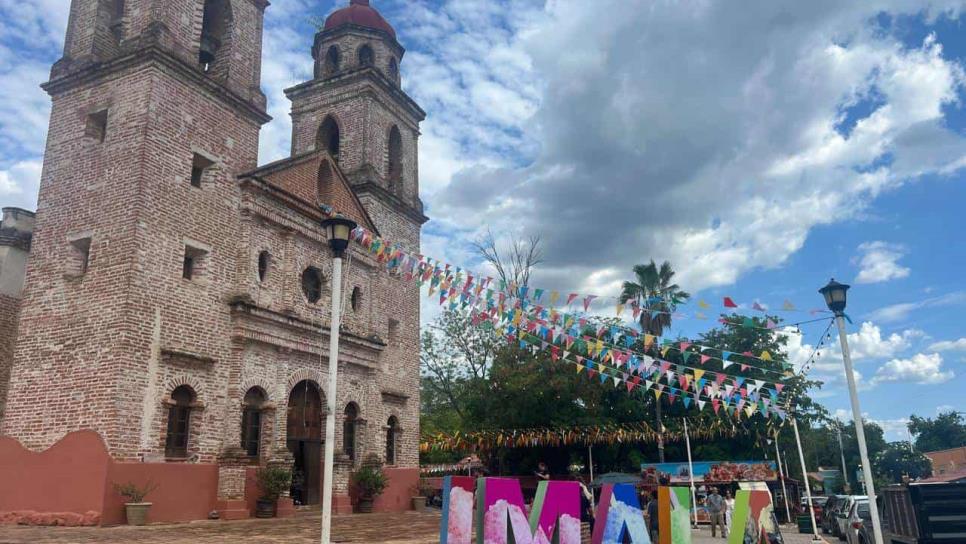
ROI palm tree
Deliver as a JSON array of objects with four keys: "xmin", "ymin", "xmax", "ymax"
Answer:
[
  {"xmin": 621, "ymin": 260, "xmax": 690, "ymax": 462},
  {"xmin": 620, "ymin": 260, "xmax": 691, "ymax": 336}
]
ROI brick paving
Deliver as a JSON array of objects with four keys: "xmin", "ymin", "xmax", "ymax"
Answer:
[{"xmin": 0, "ymin": 511, "xmax": 829, "ymax": 544}]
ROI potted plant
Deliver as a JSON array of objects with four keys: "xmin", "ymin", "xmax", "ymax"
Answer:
[
  {"xmin": 113, "ymin": 481, "xmax": 159, "ymax": 526},
  {"xmin": 255, "ymin": 466, "xmax": 292, "ymax": 518},
  {"xmin": 354, "ymin": 457, "xmax": 388, "ymax": 513},
  {"xmin": 411, "ymin": 480, "xmax": 434, "ymax": 512}
]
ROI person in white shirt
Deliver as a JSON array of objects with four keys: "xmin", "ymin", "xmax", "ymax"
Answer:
[{"xmin": 724, "ymin": 490, "xmax": 735, "ymax": 537}]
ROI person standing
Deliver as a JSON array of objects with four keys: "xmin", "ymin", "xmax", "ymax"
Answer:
[
  {"xmin": 646, "ymin": 491, "xmax": 660, "ymax": 543},
  {"xmin": 535, "ymin": 461, "xmax": 550, "ymax": 481},
  {"xmin": 707, "ymin": 487, "xmax": 725, "ymax": 538},
  {"xmin": 724, "ymin": 490, "xmax": 735, "ymax": 538}
]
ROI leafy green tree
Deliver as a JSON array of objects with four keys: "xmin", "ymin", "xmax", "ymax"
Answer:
[
  {"xmin": 874, "ymin": 441, "xmax": 932, "ymax": 483},
  {"xmin": 908, "ymin": 411, "xmax": 966, "ymax": 453}
]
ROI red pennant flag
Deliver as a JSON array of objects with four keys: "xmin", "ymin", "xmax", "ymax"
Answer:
[
  {"xmin": 775, "ymin": 383, "xmax": 784, "ymax": 394},
  {"xmin": 583, "ymin": 295, "xmax": 597, "ymax": 311},
  {"xmin": 723, "ymin": 297, "xmax": 738, "ymax": 308},
  {"xmin": 566, "ymin": 293, "xmax": 579, "ymax": 306},
  {"xmin": 679, "ymin": 341, "xmax": 691, "ymax": 352},
  {"xmin": 741, "ymin": 364, "xmax": 749, "ymax": 371},
  {"xmin": 712, "ymin": 399, "xmax": 721, "ymax": 414},
  {"xmin": 700, "ymin": 354, "xmax": 711, "ymax": 365},
  {"xmin": 587, "ymin": 369, "xmax": 597, "ymax": 379}
]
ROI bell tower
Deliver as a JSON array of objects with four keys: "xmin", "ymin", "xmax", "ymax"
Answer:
[
  {"xmin": 285, "ymin": 0, "xmax": 427, "ymax": 240},
  {"xmin": 1, "ymin": 0, "xmax": 271, "ymax": 460}
]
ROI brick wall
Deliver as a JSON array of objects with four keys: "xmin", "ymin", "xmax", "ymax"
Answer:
[{"xmin": 0, "ymin": 294, "xmax": 20, "ymax": 418}]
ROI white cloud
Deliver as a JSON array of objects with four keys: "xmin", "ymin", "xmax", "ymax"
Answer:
[
  {"xmin": 868, "ymin": 291, "xmax": 966, "ymax": 322},
  {"xmin": 0, "ymin": 160, "xmax": 42, "ymax": 209},
  {"xmin": 426, "ymin": 1, "xmax": 966, "ymax": 297},
  {"xmin": 854, "ymin": 241, "xmax": 910, "ymax": 284},
  {"xmin": 928, "ymin": 338, "xmax": 966, "ymax": 352},
  {"xmin": 871, "ymin": 352, "xmax": 954, "ymax": 385}
]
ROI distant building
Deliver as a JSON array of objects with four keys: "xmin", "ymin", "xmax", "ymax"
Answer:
[{"xmin": 924, "ymin": 446, "xmax": 966, "ymax": 476}]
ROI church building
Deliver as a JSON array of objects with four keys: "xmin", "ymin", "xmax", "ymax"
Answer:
[{"xmin": 0, "ymin": 0, "xmax": 425, "ymax": 523}]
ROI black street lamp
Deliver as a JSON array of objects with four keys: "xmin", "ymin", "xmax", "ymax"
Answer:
[
  {"xmin": 819, "ymin": 278, "xmax": 849, "ymax": 316},
  {"xmin": 320, "ymin": 216, "xmax": 357, "ymax": 258},
  {"xmin": 818, "ymin": 277, "xmax": 883, "ymax": 544},
  {"xmin": 318, "ymin": 213, "xmax": 357, "ymax": 544}
]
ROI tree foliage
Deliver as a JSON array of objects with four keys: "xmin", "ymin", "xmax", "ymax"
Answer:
[
  {"xmin": 908, "ymin": 411, "xmax": 966, "ymax": 453},
  {"xmin": 874, "ymin": 441, "xmax": 932, "ymax": 483}
]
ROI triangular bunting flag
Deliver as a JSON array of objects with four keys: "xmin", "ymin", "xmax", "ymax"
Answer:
[{"xmin": 723, "ymin": 297, "xmax": 738, "ymax": 308}]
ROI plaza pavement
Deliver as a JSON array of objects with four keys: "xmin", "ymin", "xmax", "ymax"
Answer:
[{"xmin": 0, "ymin": 510, "xmax": 829, "ymax": 543}]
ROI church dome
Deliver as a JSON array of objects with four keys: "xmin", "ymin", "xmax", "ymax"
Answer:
[{"xmin": 323, "ymin": 0, "xmax": 396, "ymax": 40}]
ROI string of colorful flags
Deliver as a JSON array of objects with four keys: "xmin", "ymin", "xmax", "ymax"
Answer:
[
  {"xmin": 349, "ymin": 227, "xmax": 829, "ymax": 332},
  {"xmin": 505, "ymin": 326, "xmax": 792, "ymax": 421},
  {"xmin": 420, "ymin": 416, "xmax": 739, "ymax": 452},
  {"xmin": 349, "ymin": 225, "xmax": 830, "ymax": 423}
]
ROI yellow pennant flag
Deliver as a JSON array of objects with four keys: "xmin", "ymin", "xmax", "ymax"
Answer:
[
  {"xmin": 698, "ymin": 299, "xmax": 710, "ymax": 309},
  {"xmin": 654, "ymin": 389, "xmax": 663, "ymax": 400},
  {"xmin": 616, "ymin": 303, "xmax": 625, "ymax": 317},
  {"xmin": 550, "ymin": 291, "xmax": 560, "ymax": 305},
  {"xmin": 576, "ymin": 364, "xmax": 585, "ymax": 374},
  {"xmin": 760, "ymin": 350, "xmax": 772, "ymax": 361},
  {"xmin": 661, "ymin": 347, "xmax": 671, "ymax": 358},
  {"xmin": 644, "ymin": 334, "xmax": 655, "ymax": 348},
  {"xmin": 693, "ymin": 369, "xmax": 705, "ymax": 382},
  {"xmin": 596, "ymin": 339, "xmax": 604, "ymax": 354}
]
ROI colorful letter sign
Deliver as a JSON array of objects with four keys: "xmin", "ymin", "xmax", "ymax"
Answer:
[
  {"xmin": 592, "ymin": 483, "xmax": 651, "ymax": 544},
  {"xmin": 440, "ymin": 477, "xmax": 582, "ymax": 544},
  {"xmin": 440, "ymin": 476, "xmax": 476, "ymax": 544},
  {"xmin": 727, "ymin": 489, "xmax": 774, "ymax": 544}
]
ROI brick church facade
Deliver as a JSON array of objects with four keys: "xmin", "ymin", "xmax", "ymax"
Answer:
[{"xmin": 0, "ymin": 0, "xmax": 425, "ymax": 522}]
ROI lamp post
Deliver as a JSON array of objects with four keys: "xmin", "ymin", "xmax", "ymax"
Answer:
[
  {"xmin": 819, "ymin": 279, "xmax": 883, "ymax": 544},
  {"xmin": 320, "ymin": 216, "xmax": 357, "ymax": 544}
]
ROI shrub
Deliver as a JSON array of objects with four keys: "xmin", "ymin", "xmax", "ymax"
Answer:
[
  {"xmin": 113, "ymin": 481, "xmax": 159, "ymax": 503},
  {"xmin": 256, "ymin": 466, "xmax": 292, "ymax": 501}
]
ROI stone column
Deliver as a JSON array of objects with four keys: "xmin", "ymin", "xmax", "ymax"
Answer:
[
  {"xmin": 216, "ymin": 446, "xmax": 251, "ymax": 520},
  {"xmin": 332, "ymin": 452, "xmax": 354, "ymax": 514}
]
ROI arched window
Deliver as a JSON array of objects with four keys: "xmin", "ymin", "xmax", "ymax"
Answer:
[
  {"xmin": 301, "ymin": 266, "xmax": 323, "ymax": 303},
  {"xmin": 387, "ymin": 125, "xmax": 402, "ymax": 191},
  {"xmin": 325, "ymin": 46, "xmax": 340, "ymax": 76},
  {"xmin": 199, "ymin": 0, "xmax": 232, "ymax": 73},
  {"xmin": 350, "ymin": 287, "xmax": 362, "ymax": 312},
  {"xmin": 241, "ymin": 387, "xmax": 266, "ymax": 457},
  {"xmin": 317, "ymin": 160, "xmax": 334, "ymax": 204},
  {"xmin": 358, "ymin": 44, "xmax": 374, "ymax": 67},
  {"xmin": 316, "ymin": 116, "xmax": 340, "ymax": 159},
  {"xmin": 385, "ymin": 416, "xmax": 398, "ymax": 465},
  {"xmin": 388, "ymin": 57, "xmax": 398, "ymax": 82},
  {"xmin": 257, "ymin": 251, "xmax": 270, "ymax": 282},
  {"xmin": 165, "ymin": 385, "xmax": 195, "ymax": 457},
  {"xmin": 343, "ymin": 403, "xmax": 358, "ymax": 461}
]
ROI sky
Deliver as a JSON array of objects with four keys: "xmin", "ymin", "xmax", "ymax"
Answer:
[{"xmin": 1, "ymin": 0, "xmax": 965, "ymax": 442}]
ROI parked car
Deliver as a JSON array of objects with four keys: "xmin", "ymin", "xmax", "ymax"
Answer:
[
  {"xmin": 880, "ymin": 481, "xmax": 966, "ymax": 544},
  {"xmin": 801, "ymin": 495, "xmax": 828, "ymax": 523},
  {"xmin": 836, "ymin": 496, "xmax": 868, "ymax": 540},
  {"xmin": 822, "ymin": 495, "xmax": 849, "ymax": 536},
  {"xmin": 844, "ymin": 498, "xmax": 871, "ymax": 544}
]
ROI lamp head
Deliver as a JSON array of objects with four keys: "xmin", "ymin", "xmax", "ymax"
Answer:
[
  {"xmin": 320, "ymin": 215, "xmax": 358, "ymax": 258},
  {"xmin": 819, "ymin": 278, "xmax": 849, "ymax": 315}
]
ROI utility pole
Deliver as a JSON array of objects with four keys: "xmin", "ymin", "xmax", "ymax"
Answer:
[{"xmin": 836, "ymin": 424, "xmax": 851, "ymax": 493}]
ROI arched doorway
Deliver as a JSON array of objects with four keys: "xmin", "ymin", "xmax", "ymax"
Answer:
[{"xmin": 287, "ymin": 380, "xmax": 322, "ymax": 505}]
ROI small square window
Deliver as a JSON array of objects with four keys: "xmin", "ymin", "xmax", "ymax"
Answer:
[
  {"xmin": 67, "ymin": 237, "xmax": 92, "ymax": 277},
  {"xmin": 86, "ymin": 110, "xmax": 108, "ymax": 143},
  {"xmin": 182, "ymin": 245, "xmax": 209, "ymax": 281},
  {"xmin": 190, "ymin": 153, "xmax": 215, "ymax": 188}
]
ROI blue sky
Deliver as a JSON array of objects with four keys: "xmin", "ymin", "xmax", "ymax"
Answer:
[{"xmin": 1, "ymin": 0, "xmax": 964, "ymax": 441}]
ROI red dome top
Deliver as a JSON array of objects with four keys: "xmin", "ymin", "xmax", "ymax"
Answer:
[{"xmin": 323, "ymin": 0, "xmax": 396, "ymax": 40}]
